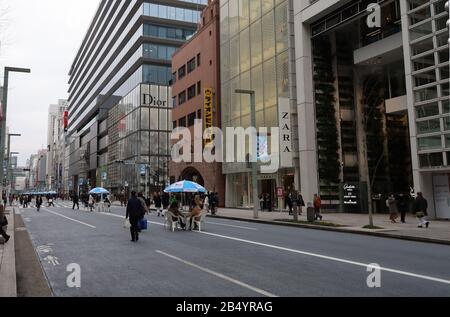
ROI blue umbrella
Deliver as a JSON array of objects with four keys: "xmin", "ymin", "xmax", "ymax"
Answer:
[
  {"xmin": 89, "ymin": 187, "xmax": 110, "ymax": 195},
  {"xmin": 164, "ymin": 180, "xmax": 206, "ymax": 193}
]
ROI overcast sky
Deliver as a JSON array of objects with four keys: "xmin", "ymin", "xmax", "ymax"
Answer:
[{"xmin": 0, "ymin": 0, "xmax": 99, "ymax": 166}]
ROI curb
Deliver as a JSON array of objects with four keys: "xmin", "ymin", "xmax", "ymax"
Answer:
[
  {"xmin": 0, "ymin": 208, "xmax": 17, "ymax": 297},
  {"xmin": 208, "ymin": 214, "xmax": 450, "ymax": 246}
]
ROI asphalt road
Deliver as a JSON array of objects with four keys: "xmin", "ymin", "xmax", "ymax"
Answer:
[{"xmin": 15, "ymin": 200, "xmax": 450, "ymax": 297}]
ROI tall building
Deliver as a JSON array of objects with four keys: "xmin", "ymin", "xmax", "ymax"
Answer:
[
  {"xmin": 66, "ymin": 0, "xmax": 207, "ymax": 195},
  {"xmin": 46, "ymin": 100, "xmax": 68, "ymax": 193},
  {"xmin": 294, "ymin": 0, "xmax": 449, "ymax": 217},
  {"xmin": 220, "ymin": 0, "xmax": 298, "ymax": 208},
  {"xmin": 170, "ymin": 0, "xmax": 225, "ymax": 204}
]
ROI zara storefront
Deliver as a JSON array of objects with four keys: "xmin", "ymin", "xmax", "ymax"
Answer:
[{"xmin": 294, "ymin": 0, "xmax": 449, "ymax": 217}]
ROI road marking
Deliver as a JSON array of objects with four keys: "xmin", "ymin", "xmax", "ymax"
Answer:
[
  {"xmin": 206, "ymin": 221, "xmax": 257, "ymax": 231},
  {"xmin": 42, "ymin": 208, "xmax": 96, "ymax": 229},
  {"xmin": 193, "ymin": 231, "xmax": 450, "ymax": 286},
  {"xmin": 99, "ymin": 211, "xmax": 450, "ymax": 285},
  {"xmin": 156, "ymin": 250, "xmax": 277, "ymax": 297}
]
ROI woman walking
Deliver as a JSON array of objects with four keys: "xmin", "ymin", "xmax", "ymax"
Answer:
[{"xmin": 387, "ymin": 194, "xmax": 399, "ymax": 223}]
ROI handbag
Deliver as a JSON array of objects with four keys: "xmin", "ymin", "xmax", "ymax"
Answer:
[
  {"xmin": 139, "ymin": 218, "xmax": 148, "ymax": 230},
  {"xmin": 123, "ymin": 219, "xmax": 131, "ymax": 229}
]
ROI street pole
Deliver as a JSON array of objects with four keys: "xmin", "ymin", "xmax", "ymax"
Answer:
[
  {"xmin": 235, "ymin": 89, "xmax": 258, "ymax": 219},
  {"xmin": 0, "ymin": 67, "xmax": 31, "ymax": 209},
  {"xmin": 6, "ymin": 134, "xmax": 21, "ymax": 200}
]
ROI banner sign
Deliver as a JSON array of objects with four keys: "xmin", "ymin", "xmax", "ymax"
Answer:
[
  {"xmin": 204, "ymin": 88, "xmax": 214, "ymax": 145},
  {"xmin": 278, "ymin": 98, "xmax": 293, "ymax": 168}
]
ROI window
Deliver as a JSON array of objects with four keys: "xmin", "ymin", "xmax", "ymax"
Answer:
[
  {"xmin": 197, "ymin": 53, "xmax": 201, "ymax": 67},
  {"xmin": 178, "ymin": 91, "xmax": 186, "ymax": 105},
  {"xmin": 187, "ymin": 58, "xmax": 196, "ymax": 73},
  {"xmin": 197, "ymin": 81, "xmax": 202, "ymax": 95},
  {"xmin": 178, "ymin": 65, "xmax": 186, "ymax": 79},
  {"xmin": 188, "ymin": 84, "xmax": 196, "ymax": 100},
  {"xmin": 197, "ymin": 109, "xmax": 202, "ymax": 119},
  {"xmin": 173, "ymin": 121, "xmax": 177, "ymax": 129},
  {"xmin": 188, "ymin": 112, "xmax": 196, "ymax": 126},
  {"xmin": 178, "ymin": 117, "xmax": 186, "ymax": 127},
  {"xmin": 172, "ymin": 96, "xmax": 177, "ymax": 107}
]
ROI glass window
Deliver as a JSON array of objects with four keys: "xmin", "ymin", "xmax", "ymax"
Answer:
[
  {"xmin": 188, "ymin": 58, "xmax": 196, "ymax": 73},
  {"xmin": 250, "ymin": 19, "xmax": 262, "ymax": 67},
  {"xmin": 249, "ymin": 0, "xmax": 261, "ymax": 22},
  {"xmin": 419, "ymin": 152, "xmax": 443, "ymax": 167},
  {"xmin": 415, "ymin": 85, "xmax": 438, "ymax": 102},
  {"xmin": 229, "ymin": 0, "xmax": 239, "ymax": 36},
  {"xmin": 141, "ymin": 107, "xmax": 150, "ymax": 130},
  {"xmin": 239, "ymin": 0, "xmax": 250, "ymax": 30},
  {"xmin": 262, "ymin": 11, "xmax": 276, "ymax": 61},
  {"xmin": 417, "ymin": 118, "xmax": 441, "ymax": 134},
  {"xmin": 418, "ymin": 135, "xmax": 442, "ymax": 150},
  {"xmin": 414, "ymin": 69, "xmax": 437, "ymax": 87},
  {"xmin": 188, "ymin": 112, "xmax": 196, "ymax": 126},
  {"xmin": 410, "ymin": 21, "xmax": 433, "ymax": 40},
  {"xmin": 416, "ymin": 101, "xmax": 439, "ymax": 118},
  {"xmin": 275, "ymin": 1, "xmax": 288, "ymax": 53},
  {"xmin": 230, "ymin": 35, "xmax": 240, "ymax": 78},
  {"xmin": 240, "ymin": 28, "xmax": 250, "ymax": 72}
]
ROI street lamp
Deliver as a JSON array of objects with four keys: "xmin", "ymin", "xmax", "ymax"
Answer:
[
  {"xmin": 0, "ymin": 66, "xmax": 31, "ymax": 207},
  {"xmin": 235, "ymin": 89, "xmax": 259, "ymax": 219}
]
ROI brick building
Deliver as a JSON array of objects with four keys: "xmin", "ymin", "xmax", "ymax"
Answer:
[{"xmin": 170, "ymin": 0, "xmax": 224, "ymax": 206}]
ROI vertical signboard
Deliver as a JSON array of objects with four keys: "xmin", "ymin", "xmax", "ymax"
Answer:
[
  {"xmin": 204, "ymin": 88, "xmax": 214, "ymax": 145},
  {"xmin": 278, "ymin": 98, "xmax": 293, "ymax": 168}
]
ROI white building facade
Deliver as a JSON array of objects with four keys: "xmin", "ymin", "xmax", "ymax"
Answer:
[{"xmin": 294, "ymin": 0, "xmax": 449, "ymax": 217}]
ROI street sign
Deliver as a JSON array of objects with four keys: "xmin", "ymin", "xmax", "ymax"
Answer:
[{"xmin": 102, "ymin": 172, "xmax": 107, "ymax": 181}]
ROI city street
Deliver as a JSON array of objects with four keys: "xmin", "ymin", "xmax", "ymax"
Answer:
[{"xmin": 15, "ymin": 201, "xmax": 450, "ymax": 297}]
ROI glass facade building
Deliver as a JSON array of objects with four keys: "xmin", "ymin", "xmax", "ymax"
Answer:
[
  {"xmin": 220, "ymin": 0, "xmax": 298, "ymax": 208},
  {"xmin": 107, "ymin": 84, "xmax": 172, "ymax": 193},
  {"xmin": 294, "ymin": 0, "xmax": 449, "ymax": 217},
  {"xmin": 66, "ymin": 0, "xmax": 205, "ymax": 195}
]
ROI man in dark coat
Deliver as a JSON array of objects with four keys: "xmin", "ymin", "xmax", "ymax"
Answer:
[
  {"xmin": 72, "ymin": 193, "xmax": 80, "ymax": 210},
  {"xmin": 126, "ymin": 191, "xmax": 145, "ymax": 242}
]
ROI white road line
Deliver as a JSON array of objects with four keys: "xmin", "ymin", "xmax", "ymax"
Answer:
[
  {"xmin": 42, "ymin": 208, "xmax": 96, "ymax": 229},
  {"xmin": 156, "ymin": 250, "xmax": 277, "ymax": 297},
  {"xmin": 98, "ymin": 212, "xmax": 450, "ymax": 286},
  {"xmin": 194, "ymin": 231, "xmax": 450, "ymax": 286},
  {"xmin": 206, "ymin": 221, "xmax": 257, "ymax": 230}
]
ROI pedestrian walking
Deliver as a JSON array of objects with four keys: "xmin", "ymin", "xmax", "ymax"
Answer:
[
  {"xmin": 36, "ymin": 196, "xmax": 43, "ymax": 212},
  {"xmin": 154, "ymin": 192, "xmax": 162, "ymax": 217},
  {"xmin": 387, "ymin": 194, "xmax": 399, "ymax": 223},
  {"xmin": 414, "ymin": 192, "xmax": 430, "ymax": 228},
  {"xmin": 72, "ymin": 193, "xmax": 80, "ymax": 210},
  {"xmin": 162, "ymin": 192, "xmax": 170, "ymax": 217},
  {"xmin": 286, "ymin": 189, "xmax": 293, "ymax": 215},
  {"xmin": 88, "ymin": 195, "xmax": 95, "ymax": 212},
  {"xmin": 313, "ymin": 194, "xmax": 323, "ymax": 221},
  {"xmin": 126, "ymin": 191, "xmax": 145, "ymax": 242},
  {"xmin": 397, "ymin": 193, "xmax": 408, "ymax": 223}
]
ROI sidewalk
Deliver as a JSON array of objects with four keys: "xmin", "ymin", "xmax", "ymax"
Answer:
[
  {"xmin": 212, "ymin": 208, "xmax": 450, "ymax": 245},
  {"xmin": 0, "ymin": 208, "xmax": 17, "ymax": 297}
]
